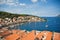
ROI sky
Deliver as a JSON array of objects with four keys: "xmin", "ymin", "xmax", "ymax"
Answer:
[{"xmin": 0, "ymin": 0, "xmax": 60, "ymax": 17}]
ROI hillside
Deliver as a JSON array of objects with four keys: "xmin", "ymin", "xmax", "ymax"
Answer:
[
  {"xmin": 0, "ymin": 11, "xmax": 31, "ymax": 19},
  {"xmin": 0, "ymin": 11, "xmax": 46, "ymax": 22}
]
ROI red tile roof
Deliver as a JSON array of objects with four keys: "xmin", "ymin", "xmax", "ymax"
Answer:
[{"xmin": 0, "ymin": 29, "xmax": 60, "ymax": 40}]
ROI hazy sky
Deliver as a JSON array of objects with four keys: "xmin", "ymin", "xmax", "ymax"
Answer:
[{"xmin": 0, "ymin": 0, "xmax": 60, "ymax": 17}]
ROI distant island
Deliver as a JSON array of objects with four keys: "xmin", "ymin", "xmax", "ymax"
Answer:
[
  {"xmin": 0, "ymin": 11, "xmax": 46, "ymax": 28},
  {"xmin": 57, "ymin": 14, "xmax": 60, "ymax": 17}
]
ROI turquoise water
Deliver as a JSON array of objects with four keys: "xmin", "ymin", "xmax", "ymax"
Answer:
[{"xmin": 17, "ymin": 17, "xmax": 60, "ymax": 32}]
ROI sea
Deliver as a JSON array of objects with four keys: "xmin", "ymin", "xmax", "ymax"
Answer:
[{"xmin": 16, "ymin": 17, "xmax": 60, "ymax": 33}]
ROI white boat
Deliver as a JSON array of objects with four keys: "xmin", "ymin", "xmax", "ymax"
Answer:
[{"xmin": 45, "ymin": 25, "xmax": 48, "ymax": 28}]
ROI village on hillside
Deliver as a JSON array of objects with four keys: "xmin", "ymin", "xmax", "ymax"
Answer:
[{"xmin": 0, "ymin": 12, "xmax": 60, "ymax": 40}]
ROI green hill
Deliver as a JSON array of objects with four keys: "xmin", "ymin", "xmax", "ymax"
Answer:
[
  {"xmin": 0, "ymin": 11, "xmax": 46, "ymax": 22},
  {"xmin": 0, "ymin": 11, "xmax": 32, "ymax": 19}
]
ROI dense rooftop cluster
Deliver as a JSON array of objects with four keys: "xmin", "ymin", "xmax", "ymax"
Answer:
[{"xmin": 0, "ymin": 28, "xmax": 60, "ymax": 40}]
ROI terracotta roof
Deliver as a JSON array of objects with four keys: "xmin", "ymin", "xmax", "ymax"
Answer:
[
  {"xmin": 0, "ymin": 29, "xmax": 60, "ymax": 40},
  {"xmin": 0, "ymin": 30, "xmax": 12, "ymax": 37},
  {"xmin": 21, "ymin": 30, "xmax": 36, "ymax": 40},
  {"xmin": 5, "ymin": 33, "xmax": 20, "ymax": 40},
  {"xmin": 4, "ymin": 30, "xmax": 27, "ymax": 40},
  {"xmin": 45, "ymin": 32, "xmax": 52, "ymax": 40},
  {"xmin": 53, "ymin": 33, "xmax": 60, "ymax": 40},
  {"xmin": 36, "ymin": 32, "xmax": 44, "ymax": 40}
]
